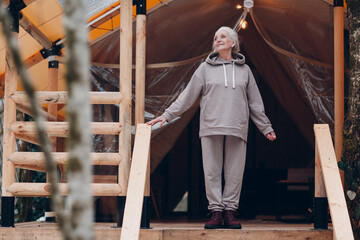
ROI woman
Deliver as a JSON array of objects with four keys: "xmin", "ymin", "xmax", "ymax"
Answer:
[{"xmin": 147, "ymin": 26, "xmax": 276, "ymax": 229}]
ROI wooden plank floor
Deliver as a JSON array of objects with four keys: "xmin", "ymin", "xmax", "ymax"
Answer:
[{"xmin": 0, "ymin": 219, "xmax": 333, "ymax": 240}]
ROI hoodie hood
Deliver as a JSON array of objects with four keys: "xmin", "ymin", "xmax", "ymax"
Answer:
[
  {"xmin": 205, "ymin": 52, "xmax": 246, "ymax": 89},
  {"xmin": 205, "ymin": 52, "xmax": 246, "ymax": 66}
]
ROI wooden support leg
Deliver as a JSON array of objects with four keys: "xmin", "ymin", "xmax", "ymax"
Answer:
[
  {"xmin": 140, "ymin": 197, "xmax": 150, "ymax": 229},
  {"xmin": 116, "ymin": 196, "xmax": 126, "ymax": 227},
  {"xmin": 314, "ymin": 127, "xmax": 329, "ymax": 230},
  {"xmin": 314, "ymin": 197, "xmax": 328, "ymax": 229},
  {"xmin": 1, "ymin": 197, "xmax": 14, "ymax": 227}
]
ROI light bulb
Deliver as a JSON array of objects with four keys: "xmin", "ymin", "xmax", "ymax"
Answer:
[
  {"xmin": 241, "ymin": 20, "xmax": 248, "ymax": 29},
  {"xmin": 236, "ymin": 4, "xmax": 242, "ymax": 9}
]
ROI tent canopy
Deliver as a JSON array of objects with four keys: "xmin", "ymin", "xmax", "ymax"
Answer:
[{"xmin": 0, "ymin": 0, "xmax": 346, "ymax": 171}]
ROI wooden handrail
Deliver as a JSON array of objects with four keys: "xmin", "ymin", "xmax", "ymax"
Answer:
[
  {"xmin": 11, "ymin": 121, "xmax": 122, "ymax": 137},
  {"xmin": 9, "ymin": 152, "xmax": 121, "ymax": 166},
  {"xmin": 7, "ymin": 183, "xmax": 122, "ymax": 197},
  {"xmin": 314, "ymin": 124, "xmax": 354, "ymax": 240},
  {"xmin": 121, "ymin": 124, "xmax": 152, "ymax": 240},
  {"xmin": 11, "ymin": 91, "xmax": 123, "ymax": 105}
]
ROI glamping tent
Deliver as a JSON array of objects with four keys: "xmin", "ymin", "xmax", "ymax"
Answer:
[
  {"xmin": 0, "ymin": 0, "xmax": 349, "ymax": 230},
  {"xmin": 88, "ymin": 0, "xmax": 345, "ymax": 218}
]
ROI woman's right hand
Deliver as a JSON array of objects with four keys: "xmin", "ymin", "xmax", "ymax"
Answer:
[{"xmin": 146, "ymin": 115, "xmax": 168, "ymax": 127}]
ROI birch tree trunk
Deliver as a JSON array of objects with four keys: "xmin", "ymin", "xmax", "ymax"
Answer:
[
  {"xmin": 341, "ymin": 1, "xmax": 360, "ymax": 238},
  {"xmin": 63, "ymin": 0, "xmax": 93, "ymax": 239}
]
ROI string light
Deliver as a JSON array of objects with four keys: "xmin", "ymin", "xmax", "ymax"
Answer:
[
  {"xmin": 236, "ymin": 4, "xmax": 242, "ymax": 9},
  {"xmin": 241, "ymin": 20, "xmax": 248, "ymax": 29}
]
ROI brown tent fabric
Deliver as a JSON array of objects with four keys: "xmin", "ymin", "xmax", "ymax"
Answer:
[{"xmin": 89, "ymin": 0, "xmax": 345, "ymax": 171}]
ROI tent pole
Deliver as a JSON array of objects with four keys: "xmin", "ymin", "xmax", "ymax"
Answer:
[
  {"xmin": 118, "ymin": 0, "xmax": 133, "ymax": 227},
  {"xmin": 334, "ymin": 0, "xmax": 344, "ymax": 184}
]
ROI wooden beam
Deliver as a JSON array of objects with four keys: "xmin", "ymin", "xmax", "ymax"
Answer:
[
  {"xmin": 119, "ymin": 0, "xmax": 133, "ymax": 196},
  {"xmin": 0, "ymin": 51, "xmax": 45, "ymax": 97},
  {"xmin": 314, "ymin": 124, "xmax": 353, "ymax": 240},
  {"xmin": 2, "ymin": 35, "xmax": 18, "ymax": 197},
  {"xmin": 19, "ymin": 13, "xmax": 52, "ymax": 49},
  {"xmin": 15, "ymin": 133, "xmax": 40, "ymax": 146},
  {"xmin": 9, "ymin": 152, "xmax": 121, "ymax": 166},
  {"xmin": 7, "ymin": 183, "xmax": 123, "ymax": 197},
  {"xmin": 16, "ymin": 164, "xmax": 46, "ymax": 172},
  {"xmin": 11, "ymin": 91, "xmax": 123, "ymax": 105},
  {"xmin": 16, "ymin": 100, "xmax": 57, "ymax": 121},
  {"xmin": 121, "ymin": 124, "xmax": 151, "ymax": 240},
  {"xmin": 334, "ymin": 3, "xmax": 345, "ymax": 184},
  {"xmin": 11, "ymin": 121, "xmax": 122, "ymax": 137},
  {"xmin": 23, "ymin": 51, "xmax": 45, "ymax": 67},
  {"xmin": 135, "ymin": 14, "xmax": 146, "ymax": 125}
]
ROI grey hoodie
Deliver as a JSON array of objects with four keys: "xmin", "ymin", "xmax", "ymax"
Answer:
[{"xmin": 162, "ymin": 52, "xmax": 273, "ymax": 142}]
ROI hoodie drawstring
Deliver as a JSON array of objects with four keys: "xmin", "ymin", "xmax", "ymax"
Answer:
[
  {"xmin": 232, "ymin": 62, "xmax": 235, "ymax": 89},
  {"xmin": 222, "ymin": 63, "xmax": 236, "ymax": 89},
  {"xmin": 222, "ymin": 64, "xmax": 228, "ymax": 88}
]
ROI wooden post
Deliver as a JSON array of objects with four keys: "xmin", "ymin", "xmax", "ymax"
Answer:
[
  {"xmin": 134, "ymin": 0, "xmax": 150, "ymax": 229},
  {"xmin": 119, "ymin": 0, "xmax": 133, "ymax": 196},
  {"xmin": 314, "ymin": 136, "xmax": 328, "ymax": 229},
  {"xmin": 1, "ymin": 33, "xmax": 18, "ymax": 228},
  {"xmin": 46, "ymin": 56, "xmax": 59, "ymax": 221},
  {"xmin": 334, "ymin": 0, "xmax": 344, "ymax": 184},
  {"xmin": 48, "ymin": 57, "xmax": 59, "ymax": 127},
  {"xmin": 135, "ymin": 15, "xmax": 146, "ymax": 126},
  {"xmin": 2, "ymin": 37, "xmax": 17, "ymax": 197}
]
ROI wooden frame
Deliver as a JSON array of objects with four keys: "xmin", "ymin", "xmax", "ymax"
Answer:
[
  {"xmin": 0, "ymin": 0, "xmax": 151, "ymax": 231},
  {"xmin": 118, "ymin": 0, "xmax": 133, "ymax": 196}
]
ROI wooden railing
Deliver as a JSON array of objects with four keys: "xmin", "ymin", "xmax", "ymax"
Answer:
[{"xmin": 314, "ymin": 124, "xmax": 354, "ymax": 240}]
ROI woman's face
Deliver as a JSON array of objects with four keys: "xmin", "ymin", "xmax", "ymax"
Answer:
[{"xmin": 213, "ymin": 29, "xmax": 235, "ymax": 53}]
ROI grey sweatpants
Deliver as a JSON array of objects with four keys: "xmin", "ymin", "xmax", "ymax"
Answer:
[{"xmin": 201, "ymin": 135, "xmax": 247, "ymax": 211}]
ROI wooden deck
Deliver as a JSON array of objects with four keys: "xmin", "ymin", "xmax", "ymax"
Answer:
[{"xmin": 0, "ymin": 219, "xmax": 333, "ymax": 240}]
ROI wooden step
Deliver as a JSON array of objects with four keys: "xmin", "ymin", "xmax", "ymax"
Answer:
[
  {"xmin": 0, "ymin": 222, "xmax": 333, "ymax": 240},
  {"xmin": 11, "ymin": 91, "xmax": 123, "ymax": 104},
  {"xmin": 7, "ymin": 183, "xmax": 122, "ymax": 197},
  {"xmin": 9, "ymin": 152, "xmax": 121, "ymax": 166},
  {"xmin": 11, "ymin": 121, "xmax": 122, "ymax": 137}
]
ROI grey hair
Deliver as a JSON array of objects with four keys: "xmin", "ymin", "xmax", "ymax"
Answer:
[{"xmin": 213, "ymin": 26, "xmax": 240, "ymax": 53}]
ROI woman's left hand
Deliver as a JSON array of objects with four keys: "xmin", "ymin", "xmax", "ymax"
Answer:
[{"xmin": 266, "ymin": 131, "xmax": 276, "ymax": 141}]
